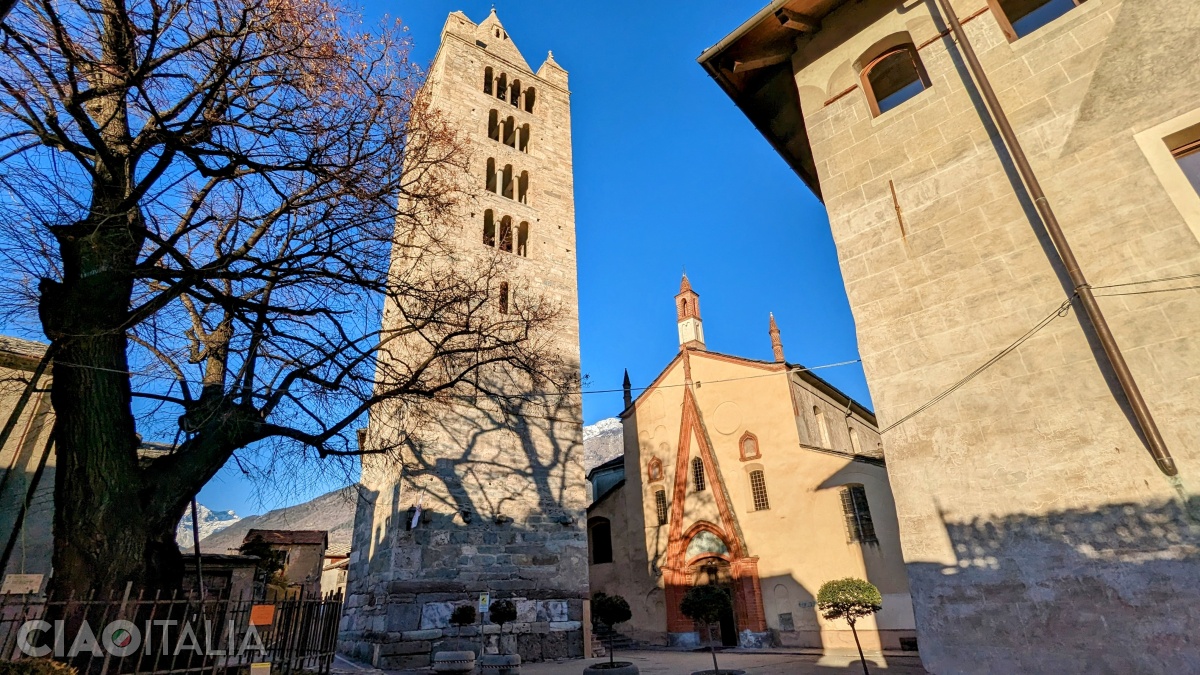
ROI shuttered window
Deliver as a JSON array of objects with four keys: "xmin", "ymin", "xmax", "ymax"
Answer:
[{"xmin": 841, "ymin": 484, "xmax": 878, "ymax": 544}]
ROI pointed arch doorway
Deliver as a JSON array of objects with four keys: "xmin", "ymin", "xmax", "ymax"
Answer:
[{"xmin": 690, "ymin": 556, "xmax": 739, "ymax": 646}]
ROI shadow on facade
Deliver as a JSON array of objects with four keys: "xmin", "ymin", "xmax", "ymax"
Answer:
[
  {"xmin": 341, "ymin": 376, "xmax": 588, "ymax": 667},
  {"xmin": 909, "ymin": 496, "xmax": 1200, "ymax": 674}
]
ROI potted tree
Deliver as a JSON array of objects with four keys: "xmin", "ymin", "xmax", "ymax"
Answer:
[
  {"xmin": 816, "ymin": 578, "xmax": 883, "ymax": 675},
  {"xmin": 433, "ymin": 605, "xmax": 478, "ymax": 674},
  {"xmin": 480, "ymin": 599, "xmax": 520, "ymax": 674},
  {"xmin": 680, "ymin": 585, "xmax": 740, "ymax": 675},
  {"xmin": 584, "ymin": 592, "xmax": 637, "ymax": 674}
]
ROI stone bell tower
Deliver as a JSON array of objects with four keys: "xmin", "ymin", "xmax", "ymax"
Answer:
[{"xmin": 340, "ymin": 10, "xmax": 587, "ymax": 668}]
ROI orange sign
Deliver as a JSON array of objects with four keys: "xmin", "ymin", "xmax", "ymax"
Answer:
[{"xmin": 249, "ymin": 604, "xmax": 276, "ymax": 626}]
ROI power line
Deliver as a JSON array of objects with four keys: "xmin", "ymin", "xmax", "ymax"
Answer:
[
  {"xmin": 1094, "ymin": 283, "xmax": 1200, "ymax": 298},
  {"xmin": 1092, "ymin": 271, "xmax": 1200, "ymax": 290},
  {"xmin": 879, "ymin": 296, "xmax": 1075, "ymax": 435}
]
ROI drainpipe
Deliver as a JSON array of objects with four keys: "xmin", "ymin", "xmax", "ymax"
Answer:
[{"xmin": 932, "ymin": 0, "xmax": 1177, "ymax": 475}]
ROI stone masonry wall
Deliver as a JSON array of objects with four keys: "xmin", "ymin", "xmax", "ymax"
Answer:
[
  {"xmin": 792, "ymin": 0, "xmax": 1200, "ymax": 672},
  {"xmin": 340, "ymin": 11, "xmax": 588, "ymax": 669}
]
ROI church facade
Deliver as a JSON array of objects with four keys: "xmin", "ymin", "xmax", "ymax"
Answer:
[
  {"xmin": 588, "ymin": 278, "xmax": 916, "ymax": 651},
  {"xmin": 340, "ymin": 11, "xmax": 588, "ymax": 669}
]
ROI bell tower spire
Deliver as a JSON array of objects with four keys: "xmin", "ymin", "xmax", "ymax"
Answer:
[
  {"xmin": 676, "ymin": 274, "xmax": 705, "ymax": 351},
  {"xmin": 769, "ymin": 313, "xmax": 785, "ymax": 363}
]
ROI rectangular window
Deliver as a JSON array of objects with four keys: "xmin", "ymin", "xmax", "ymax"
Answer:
[
  {"xmin": 654, "ymin": 489, "xmax": 668, "ymax": 525},
  {"xmin": 1173, "ymin": 139, "xmax": 1200, "ymax": 198},
  {"xmin": 749, "ymin": 470, "xmax": 769, "ymax": 511},
  {"xmin": 841, "ymin": 485, "xmax": 878, "ymax": 544},
  {"xmin": 993, "ymin": 0, "xmax": 1086, "ymax": 40}
]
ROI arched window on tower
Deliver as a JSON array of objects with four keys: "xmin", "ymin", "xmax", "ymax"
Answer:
[
  {"xmin": 691, "ymin": 457, "xmax": 705, "ymax": 492},
  {"xmin": 510, "ymin": 79, "xmax": 521, "ymax": 107},
  {"xmin": 524, "ymin": 87, "xmax": 536, "ymax": 113},
  {"xmin": 654, "ymin": 489, "xmax": 668, "ymax": 525},
  {"xmin": 498, "ymin": 281, "xmax": 510, "ymax": 314},
  {"xmin": 860, "ymin": 39, "xmax": 930, "ymax": 117},
  {"xmin": 519, "ymin": 124, "xmax": 530, "ymax": 153},
  {"xmin": 517, "ymin": 222, "xmax": 529, "ymax": 257},
  {"xmin": 483, "ymin": 67, "xmax": 493, "ymax": 95},
  {"xmin": 488, "ymin": 110, "xmax": 500, "ymax": 142},
  {"xmin": 503, "ymin": 116, "xmax": 516, "ymax": 147},
  {"xmin": 517, "ymin": 171, "xmax": 529, "ymax": 204},
  {"xmin": 497, "ymin": 73, "xmax": 507, "ymax": 101},
  {"xmin": 482, "ymin": 210, "xmax": 496, "ymax": 247},
  {"xmin": 485, "ymin": 158, "xmax": 497, "ymax": 193},
  {"xmin": 498, "ymin": 216, "xmax": 513, "ymax": 253},
  {"xmin": 813, "ymin": 406, "xmax": 831, "ymax": 448},
  {"xmin": 501, "ymin": 164, "xmax": 514, "ymax": 199}
]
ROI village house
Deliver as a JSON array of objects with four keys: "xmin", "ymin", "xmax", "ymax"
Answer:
[
  {"xmin": 588, "ymin": 277, "xmax": 916, "ymax": 652},
  {"xmin": 699, "ymin": 1, "xmax": 1200, "ymax": 673}
]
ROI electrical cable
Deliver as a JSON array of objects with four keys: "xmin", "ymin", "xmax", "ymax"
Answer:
[{"xmin": 879, "ymin": 296, "xmax": 1075, "ymax": 435}]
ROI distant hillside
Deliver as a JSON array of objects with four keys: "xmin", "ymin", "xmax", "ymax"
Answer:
[
  {"xmin": 583, "ymin": 417, "xmax": 623, "ymax": 473},
  {"xmin": 198, "ymin": 486, "xmax": 359, "ymax": 554},
  {"xmin": 176, "ymin": 504, "xmax": 240, "ymax": 549}
]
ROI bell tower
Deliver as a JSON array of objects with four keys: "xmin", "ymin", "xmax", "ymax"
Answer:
[
  {"xmin": 676, "ymin": 274, "xmax": 705, "ymax": 350},
  {"xmin": 343, "ymin": 10, "xmax": 586, "ymax": 667}
]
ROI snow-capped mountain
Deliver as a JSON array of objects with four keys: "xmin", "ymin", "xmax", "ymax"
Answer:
[
  {"xmin": 176, "ymin": 503, "xmax": 241, "ymax": 550},
  {"xmin": 583, "ymin": 417, "xmax": 623, "ymax": 474}
]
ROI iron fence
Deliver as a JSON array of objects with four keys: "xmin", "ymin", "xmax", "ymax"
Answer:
[{"xmin": 0, "ymin": 586, "xmax": 342, "ymax": 674}]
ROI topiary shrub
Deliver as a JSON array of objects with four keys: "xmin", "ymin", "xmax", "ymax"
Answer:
[
  {"xmin": 450, "ymin": 604, "xmax": 477, "ymax": 628},
  {"xmin": 591, "ymin": 592, "xmax": 633, "ymax": 668},
  {"xmin": 489, "ymin": 599, "xmax": 518, "ymax": 654},
  {"xmin": 680, "ymin": 585, "xmax": 732, "ymax": 675},
  {"xmin": 0, "ymin": 659, "xmax": 78, "ymax": 675},
  {"xmin": 817, "ymin": 577, "xmax": 883, "ymax": 675}
]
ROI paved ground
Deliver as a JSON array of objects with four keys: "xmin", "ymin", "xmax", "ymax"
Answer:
[
  {"xmin": 519, "ymin": 650, "xmax": 928, "ymax": 675},
  {"xmin": 335, "ymin": 649, "xmax": 929, "ymax": 675}
]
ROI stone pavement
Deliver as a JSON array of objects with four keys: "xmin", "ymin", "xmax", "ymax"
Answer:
[
  {"xmin": 346, "ymin": 650, "xmax": 929, "ymax": 675},
  {"xmin": 519, "ymin": 650, "xmax": 928, "ymax": 674}
]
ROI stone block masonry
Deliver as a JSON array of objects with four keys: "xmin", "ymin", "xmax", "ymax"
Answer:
[{"xmin": 339, "ymin": 9, "xmax": 587, "ymax": 669}]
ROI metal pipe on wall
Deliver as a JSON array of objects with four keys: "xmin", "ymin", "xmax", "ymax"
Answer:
[{"xmin": 932, "ymin": 0, "xmax": 1177, "ymax": 475}]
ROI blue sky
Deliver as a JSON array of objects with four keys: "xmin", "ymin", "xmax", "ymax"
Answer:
[{"xmin": 205, "ymin": 1, "xmax": 872, "ymax": 514}]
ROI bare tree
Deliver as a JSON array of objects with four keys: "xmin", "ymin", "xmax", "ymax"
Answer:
[{"xmin": 0, "ymin": 0, "xmax": 566, "ymax": 596}]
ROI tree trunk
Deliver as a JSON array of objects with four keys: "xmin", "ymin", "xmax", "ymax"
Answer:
[
  {"xmin": 708, "ymin": 623, "xmax": 719, "ymax": 674},
  {"xmin": 849, "ymin": 619, "xmax": 870, "ymax": 675}
]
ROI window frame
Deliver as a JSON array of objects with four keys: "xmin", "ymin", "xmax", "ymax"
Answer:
[
  {"xmin": 859, "ymin": 43, "xmax": 930, "ymax": 118},
  {"xmin": 739, "ymin": 431, "xmax": 760, "ymax": 461},
  {"xmin": 647, "ymin": 457, "xmax": 664, "ymax": 483},
  {"xmin": 654, "ymin": 489, "xmax": 668, "ymax": 525},
  {"xmin": 840, "ymin": 484, "xmax": 878, "ymax": 545},
  {"xmin": 749, "ymin": 469, "xmax": 770, "ymax": 512},
  {"xmin": 987, "ymin": 0, "xmax": 1087, "ymax": 42},
  {"xmin": 1134, "ymin": 108, "xmax": 1200, "ymax": 244},
  {"xmin": 691, "ymin": 457, "xmax": 706, "ymax": 492}
]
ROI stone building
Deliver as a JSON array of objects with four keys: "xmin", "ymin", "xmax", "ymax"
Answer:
[
  {"xmin": 0, "ymin": 337, "xmax": 54, "ymax": 593},
  {"xmin": 242, "ymin": 529, "xmax": 328, "ymax": 599},
  {"xmin": 340, "ymin": 10, "xmax": 588, "ymax": 669},
  {"xmin": 588, "ymin": 277, "xmax": 916, "ymax": 652},
  {"xmin": 699, "ymin": 1, "xmax": 1200, "ymax": 673}
]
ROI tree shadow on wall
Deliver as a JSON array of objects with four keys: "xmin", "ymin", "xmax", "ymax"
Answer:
[
  {"xmin": 910, "ymin": 496, "xmax": 1200, "ymax": 675},
  {"xmin": 340, "ymin": 371, "xmax": 589, "ymax": 666}
]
